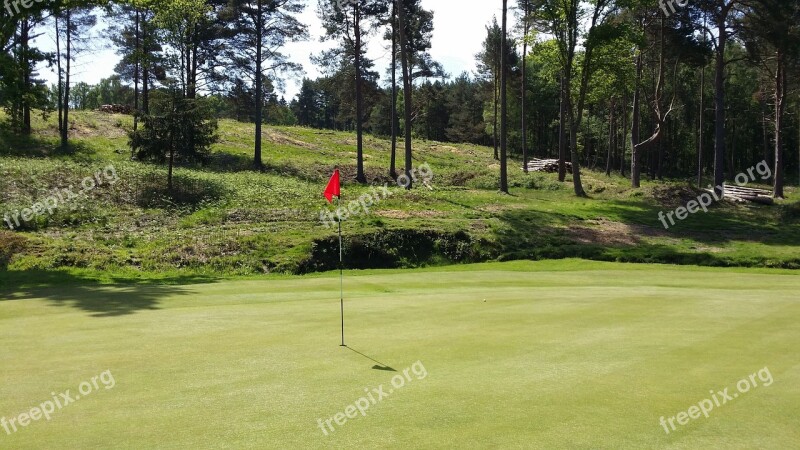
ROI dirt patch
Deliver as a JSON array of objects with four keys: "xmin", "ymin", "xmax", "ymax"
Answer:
[
  {"xmin": 565, "ymin": 219, "xmax": 642, "ymax": 245},
  {"xmin": 264, "ymin": 129, "xmax": 318, "ymax": 151},
  {"xmin": 564, "ymin": 218, "xmax": 685, "ymax": 246},
  {"xmin": 651, "ymin": 184, "xmax": 704, "ymax": 208},
  {"xmin": 376, "ymin": 209, "xmax": 446, "ymax": 219}
]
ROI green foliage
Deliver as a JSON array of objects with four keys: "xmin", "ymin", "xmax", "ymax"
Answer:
[
  {"xmin": 130, "ymin": 96, "xmax": 218, "ymax": 167},
  {"xmin": 0, "ymin": 231, "xmax": 26, "ymax": 269},
  {"xmin": 2, "ymin": 91, "xmax": 800, "ymax": 280}
]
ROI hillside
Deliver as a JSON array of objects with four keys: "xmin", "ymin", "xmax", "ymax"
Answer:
[{"xmin": 1, "ymin": 110, "xmax": 799, "ymax": 284}]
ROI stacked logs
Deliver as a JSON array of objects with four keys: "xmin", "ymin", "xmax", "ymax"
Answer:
[
  {"xmin": 525, "ymin": 158, "xmax": 572, "ymax": 173},
  {"xmin": 716, "ymin": 184, "xmax": 774, "ymax": 205},
  {"xmin": 98, "ymin": 104, "xmax": 133, "ymax": 114}
]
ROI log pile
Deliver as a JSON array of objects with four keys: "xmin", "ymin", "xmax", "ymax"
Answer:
[
  {"xmin": 98, "ymin": 104, "xmax": 133, "ymax": 114},
  {"xmin": 706, "ymin": 184, "xmax": 774, "ymax": 205},
  {"xmin": 525, "ymin": 158, "xmax": 572, "ymax": 173}
]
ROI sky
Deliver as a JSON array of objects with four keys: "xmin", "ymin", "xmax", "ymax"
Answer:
[{"xmin": 35, "ymin": 0, "xmax": 517, "ymax": 100}]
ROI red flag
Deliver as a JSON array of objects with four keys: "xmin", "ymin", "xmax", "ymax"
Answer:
[{"xmin": 323, "ymin": 169, "xmax": 340, "ymax": 203}]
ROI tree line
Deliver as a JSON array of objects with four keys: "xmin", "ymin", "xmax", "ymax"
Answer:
[{"xmin": 1, "ymin": 0, "xmax": 798, "ymax": 197}]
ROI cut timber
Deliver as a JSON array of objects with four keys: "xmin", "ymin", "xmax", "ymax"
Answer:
[
  {"xmin": 704, "ymin": 184, "xmax": 775, "ymax": 205},
  {"xmin": 525, "ymin": 158, "xmax": 572, "ymax": 173}
]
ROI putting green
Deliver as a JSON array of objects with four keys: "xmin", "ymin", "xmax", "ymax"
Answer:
[{"xmin": 1, "ymin": 260, "xmax": 798, "ymax": 448}]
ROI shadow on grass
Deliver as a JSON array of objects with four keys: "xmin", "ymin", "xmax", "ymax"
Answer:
[
  {"xmin": 206, "ymin": 151, "xmax": 327, "ymax": 182},
  {"xmin": 344, "ymin": 346, "xmax": 397, "ymax": 372},
  {"xmin": 131, "ymin": 170, "xmax": 229, "ymax": 209},
  {"xmin": 0, "ymin": 121, "xmax": 97, "ymax": 160},
  {"xmin": 0, "ymin": 269, "xmax": 217, "ymax": 317},
  {"xmin": 592, "ymin": 199, "xmax": 800, "ymax": 246},
  {"xmin": 493, "ymin": 207, "xmax": 800, "ymax": 269}
]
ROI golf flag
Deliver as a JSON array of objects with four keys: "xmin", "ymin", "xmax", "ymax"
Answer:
[
  {"xmin": 323, "ymin": 168, "xmax": 345, "ymax": 347},
  {"xmin": 324, "ymin": 169, "xmax": 340, "ymax": 203}
]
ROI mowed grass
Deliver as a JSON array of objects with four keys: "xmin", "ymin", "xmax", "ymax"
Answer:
[{"xmin": 1, "ymin": 260, "xmax": 799, "ymax": 449}]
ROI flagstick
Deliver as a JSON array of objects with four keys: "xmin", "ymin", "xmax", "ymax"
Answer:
[{"xmin": 337, "ymin": 196, "xmax": 345, "ymax": 347}]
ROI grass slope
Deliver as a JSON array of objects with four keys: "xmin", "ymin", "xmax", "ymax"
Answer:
[
  {"xmin": 1, "ymin": 110, "xmax": 799, "ymax": 281},
  {"xmin": 0, "ymin": 260, "xmax": 798, "ymax": 448}
]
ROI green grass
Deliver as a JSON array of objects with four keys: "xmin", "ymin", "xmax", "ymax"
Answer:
[
  {"xmin": 1, "ymin": 260, "xmax": 798, "ymax": 448},
  {"xmin": 1, "ymin": 110, "xmax": 799, "ymax": 279}
]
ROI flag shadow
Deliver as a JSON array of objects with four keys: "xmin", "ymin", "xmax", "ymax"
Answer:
[{"xmin": 343, "ymin": 346, "xmax": 397, "ymax": 372}]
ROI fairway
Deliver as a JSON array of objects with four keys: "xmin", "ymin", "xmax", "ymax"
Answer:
[{"xmin": 1, "ymin": 260, "xmax": 799, "ymax": 448}]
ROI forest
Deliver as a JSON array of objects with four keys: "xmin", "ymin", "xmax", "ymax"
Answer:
[{"xmin": 2, "ymin": 0, "xmax": 799, "ymax": 197}]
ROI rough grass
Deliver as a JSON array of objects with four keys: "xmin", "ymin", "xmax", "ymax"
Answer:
[{"xmin": 1, "ymin": 110, "xmax": 798, "ymax": 282}]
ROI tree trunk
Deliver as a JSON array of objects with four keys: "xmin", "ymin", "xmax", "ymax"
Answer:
[
  {"xmin": 773, "ymin": 51, "xmax": 786, "ymax": 198},
  {"xmin": 397, "ymin": 0, "xmax": 413, "ymax": 189},
  {"xmin": 61, "ymin": 11, "xmax": 71, "ymax": 149},
  {"xmin": 713, "ymin": 11, "xmax": 727, "ymax": 198},
  {"xmin": 621, "ymin": 89, "xmax": 627, "ymax": 177},
  {"xmin": 133, "ymin": 9, "xmax": 140, "ymax": 134},
  {"xmin": 606, "ymin": 99, "xmax": 613, "ymax": 176},
  {"xmin": 657, "ymin": 131, "xmax": 664, "ymax": 180},
  {"xmin": 631, "ymin": 52, "xmax": 642, "ymax": 187},
  {"xmin": 760, "ymin": 87, "xmax": 770, "ymax": 174},
  {"xmin": 565, "ymin": 74, "xmax": 585, "ymax": 197},
  {"xmin": 354, "ymin": 6, "xmax": 366, "ymax": 183},
  {"xmin": 499, "ymin": 0, "xmax": 508, "ymax": 193},
  {"xmin": 493, "ymin": 59, "xmax": 499, "ymax": 160},
  {"xmin": 558, "ymin": 72, "xmax": 566, "ymax": 181},
  {"xmin": 142, "ymin": 12, "xmax": 150, "ymax": 115},
  {"xmin": 20, "ymin": 19, "xmax": 32, "ymax": 135},
  {"xmin": 389, "ymin": 2, "xmax": 397, "ymax": 179},
  {"xmin": 698, "ymin": 59, "xmax": 705, "ymax": 186},
  {"xmin": 521, "ymin": 1, "xmax": 529, "ymax": 173},
  {"xmin": 56, "ymin": 15, "xmax": 63, "ymax": 138},
  {"xmin": 187, "ymin": 25, "xmax": 198, "ymax": 100},
  {"xmin": 254, "ymin": 0, "xmax": 263, "ymax": 169}
]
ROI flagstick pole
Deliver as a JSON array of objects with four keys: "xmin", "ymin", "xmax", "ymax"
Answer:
[{"xmin": 338, "ymin": 196, "xmax": 345, "ymax": 347}]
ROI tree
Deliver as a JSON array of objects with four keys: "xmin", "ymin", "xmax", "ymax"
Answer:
[
  {"xmin": 130, "ymin": 95, "xmax": 218, "ymax": 190},
  {"xmin": 386, "ymin": 0, "xmax": 398, "ymax": 178},
  {"xmin": 500, "ymin": 0, "xmax": 509, "ymax": 193},
  {"xmin": 391, "ymin": 0, "xmax": 438, "ymax": 189},
  {"xmin": 695, "ymin": 0, "xmax": 744, "ymax": 197},
  {"xmin": 477, "ymin": 19, "xmax": 502, "ymax": 159},
  {"xmin": 319, "ymin": 0, "xmax": 387, "ymax": 183},
  {"xmin": 517, "ymin": 0, "xmax": 534, "ymax": 172},
  {"xmin": 1, "ymin": 13, "xmax": 50, "ymax": 135},
  {"xmin": 445, "ymin": 73, "xmax": 486, "ymax": 144},
  {"xmin": 397, "ymin": 0, "xmax": 413, "ymax": 188},
  {"xmin": 55, "ymin": 3, "xmax": 97, "ymax": 149},
  {"xmin": 223, "ymin": 0, "xmax": 307, "ymax": 168},
  {"xmin": 108, "ymin": 1, "xmax": 164, "ymax": 131},
  {"xmin": 531, "ymin": 0, "xmax": 617, "ymax": 196},
  {"xmin": 743, "ymin": 0, "xmax": 800, "ymax": 198}
]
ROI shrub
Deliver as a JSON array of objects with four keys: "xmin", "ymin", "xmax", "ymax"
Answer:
[{"xmin": 0, "ymin": 231, "xmax": 27, "ymax": 269}]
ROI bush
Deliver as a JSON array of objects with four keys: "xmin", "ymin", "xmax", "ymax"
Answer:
[{"xmin": 0, "ymin": 231, "xmax": 27, "ymax": 269}]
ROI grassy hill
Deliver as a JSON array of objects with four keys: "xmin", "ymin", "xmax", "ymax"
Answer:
[{"xmin": 1, "ymin": 110, "xmax": 799, "ymax": 284}]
